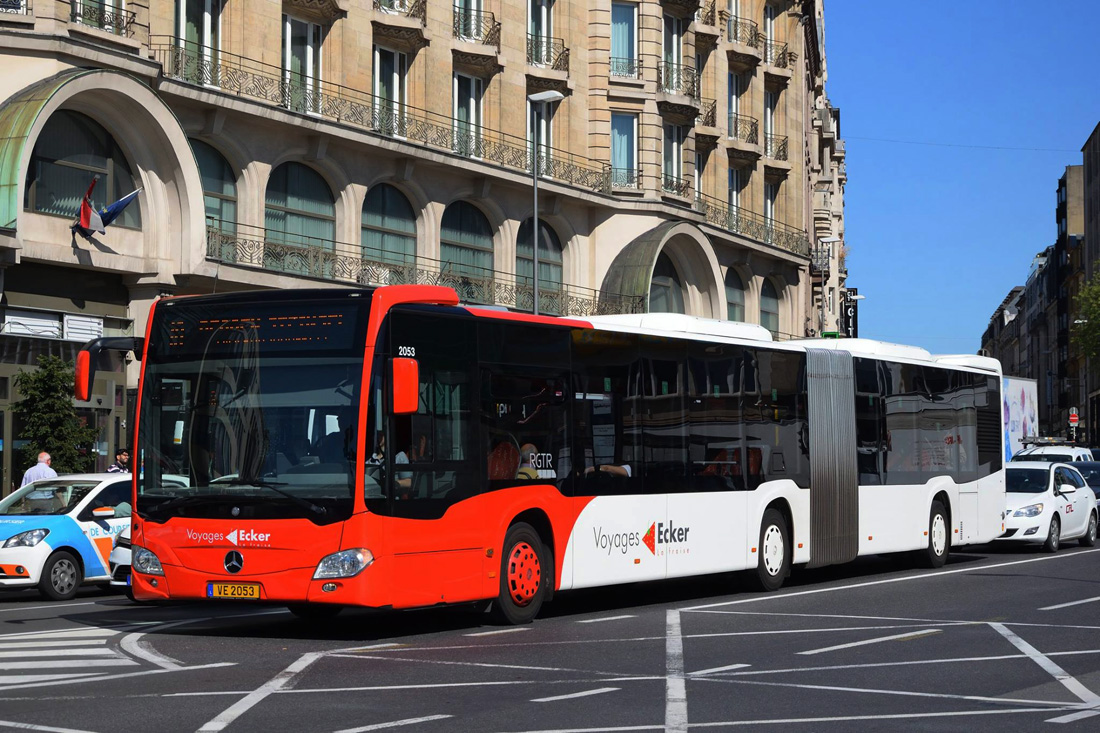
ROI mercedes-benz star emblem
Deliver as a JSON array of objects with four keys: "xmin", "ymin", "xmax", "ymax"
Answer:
[
  {"xmin": 231, "ymin": 506, "xmax": 241, "ymax": 517},
  {"xmin": 224, "ymin": 551, "xmax": 244, "ymax": 574}
]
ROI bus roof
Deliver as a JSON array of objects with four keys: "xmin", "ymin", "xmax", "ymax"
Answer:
[{"xmin": 587, "ymin": 313, "xmax": 775, "ymax": 343}]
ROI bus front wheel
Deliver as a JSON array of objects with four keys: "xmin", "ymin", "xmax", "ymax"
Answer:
[
  {"xmin": 752, "ymin": 508, "xmax": 790, "ymax": 592},
  {"xmin": 492, "ymin": 523, "xmax": 546, "ymax": 625},
  {"xmin": 920, "ymin": 500, "xmax": 950, "ymax": 568}
]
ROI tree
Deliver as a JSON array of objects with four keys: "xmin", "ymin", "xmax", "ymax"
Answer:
[
  {"xmin": 1072, "ymin": 270, "xmax": 1100, "ymax": 359},
  {"xmin": 13, "ymin": 355, "xmax": 100, "ymax": 474}
]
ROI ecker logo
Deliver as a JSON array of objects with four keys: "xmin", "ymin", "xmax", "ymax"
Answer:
[
  {"xmin": 185, "ymin": 528, "xmax": 271, "ymax": 546},
  {"xmin": 593, "ymin": 520, "xmax": 691, "ymax": 557}
]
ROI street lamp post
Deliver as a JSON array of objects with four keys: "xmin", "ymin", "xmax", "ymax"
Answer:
[
  {"xmin": 527, "ymin": 90, "xmax": 564, "ymax": 315},
  {"xmin": 816, "ymin": 236, "xmax": 841, "ymax": 334}
]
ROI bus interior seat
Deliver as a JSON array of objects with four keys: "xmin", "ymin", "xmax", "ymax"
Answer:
[{"xmin": 488, "ymin": 441, "xmax": 520, "ymax": 480}]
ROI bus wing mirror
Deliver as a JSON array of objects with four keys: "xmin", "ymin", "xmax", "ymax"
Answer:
[
  {"xmin": 391, "ymin": 357, "xmax": 420, "ymax": 415},
  {"xmin": 75, "ymin": 337, "xmax": 145, "ymax": 402}
]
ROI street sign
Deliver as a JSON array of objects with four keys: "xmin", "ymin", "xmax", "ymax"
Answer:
[
  {"xmin": 1069, "ymin": 413, "xmax": 1079, "ymax": 426},
  {"xmin": 842, "ymin": 288, "xmax": 859, "ymax": 338}
]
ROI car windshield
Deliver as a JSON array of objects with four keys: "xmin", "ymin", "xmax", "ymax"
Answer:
[
  {"xmin": 1013, "ymin": 453, "xmax": 1072, "ymax": 464},
  {"xmin": 0, "ymin": 481, "xmax": 99, "ymax": 515},
  {"xmin": 1006, "ymin": 468, "xmax": 1050, "ymax": 494},
  {"xmin": 1075, "ymin": 464, "xmax": 1100, "ymax": 486},
  {"xmin": 136, "ymin": 296, "xmax": 369, "ymax": 526}
]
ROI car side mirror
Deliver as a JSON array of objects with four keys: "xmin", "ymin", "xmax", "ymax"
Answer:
[
  {"xmin": 91, "ymin": 506, "xmax": 116, "ymax": 519},
  {"xmin": 1059, "ymin": 483, "xmax": 1077, "ymax": 495}
]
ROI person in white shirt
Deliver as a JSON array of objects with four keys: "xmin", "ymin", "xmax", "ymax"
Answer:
[{"xmin": 21, "ymin": 452, "xmax": 58, "ymax": 487}]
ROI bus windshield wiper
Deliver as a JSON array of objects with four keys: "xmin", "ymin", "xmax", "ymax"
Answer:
[{"xmin": 216, "ymin": 478, "xmax": 327, "ymax": 516}]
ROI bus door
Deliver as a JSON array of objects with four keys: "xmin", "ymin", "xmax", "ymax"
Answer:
[{"xmin": 384, "ymin": 310, "xmax": 482, "ymax": 606}]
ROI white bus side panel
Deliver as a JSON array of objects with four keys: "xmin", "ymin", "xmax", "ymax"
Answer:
[{"xmin": 561, "ymin": 495, "xmax": 667, "ymax": 590}]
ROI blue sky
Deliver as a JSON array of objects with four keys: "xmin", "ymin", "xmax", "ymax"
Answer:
[{"xmin": 823, "ymin": 1, "xmax": 1100, "ymax": 354}]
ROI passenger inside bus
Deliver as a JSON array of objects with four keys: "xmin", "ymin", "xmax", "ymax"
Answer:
[{"xmin": 517, "ymin": 443, "xmax": 539, "ymax": 479}]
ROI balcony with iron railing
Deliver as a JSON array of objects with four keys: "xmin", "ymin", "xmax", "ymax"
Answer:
[
  {"xmin": 728, "ymin": 112, "xmax": 759, "ymax": 145},
  {"xmin": 763, "ymin": 39, "xmax": 790, "ymax": 69},
  {"xmin": 609, "ymin": 56, "xmax": 641, "ymax": 80},
  {"xmin": 692, "ymin": 192, "xmax": 810, "ymax": 257},
  {"xmin": 453, "ymin": 4, "xmax": 500, "ymax": 48},
  {"xmin": 697, "ymin": 98, "xmax": 717, "ymax": 129},
  {"xmin": 205, "ymin": 219, "xmax": 645, "ymax": 317},
  {"xmin": 724, "ymin": 15, "xmax": 761, "ymax": 64},
  {"xmin": 373, "ymin": 0, "xmax": 425, "ymax": 21},
  {"xmin": 693, "ymin": 1, "xmax": 722, "ymax": 43},
  {"xmin": 657, "ymin": 61, "xmax": 699, "ymax": 101},
  {"xmin": 151, "ymin": 39, "xmax": 613, "ymax": 193},
  {"xmin": 71, "ymin": 0, "xmax": 136, "ymax": 37},
  {"xmin": 527, "ymin": 34, "xmax": 569, "ymax": 71},
  {"xmin": 662, "ymin": 173, "xmax": 694, "ymax": 201},
  {"xmin": 0, "ymin": 0, "xmax": 30, "ymax": 16},
  {"xmin": 608, "ymin": 167, "xmax": 642, "ymax": 191},
  {"xmin": 764, "ymin": 133, "xmax": 789, "ymax": 161}
]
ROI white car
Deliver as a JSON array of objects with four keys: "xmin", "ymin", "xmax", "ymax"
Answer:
[
  {"xmin": 108, "ymin": 523, "xmax": 132, "ymax": 599},
  {"xmin": 0, "ymin": 474, "xmax": 132, "ymax": 599},
  {"xmin": 999, "ymin": 462, "xmax": 1098, "ymax": 552},
  {"xmin": 1012, "ymin": 445, "xmax": 1094, "ymax": 463}
]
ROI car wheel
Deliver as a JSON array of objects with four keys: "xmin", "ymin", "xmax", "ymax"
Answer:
[
  {"xmin": 491, "ymin": 523, "xmax": 547, "ymax": 625},
  {"xmin": 38, "ymin": 551, "xmax": 82, "ymax": 601},
  {"xmin": 1043, "ymin": 515, "xmax": 1061, "ymax": 553},
  {"xmin": 919, "ymin": 500, "xmax": 950, "ymax": 569},
  {"xmin": 751, "ymin": 508, "xmax": 790, "ymax": 592},
  {"xmin": 1080, "ymin": 512, "xmax": 1098, "ymax": 548},
  {"xmin": 286, "ymin": 603, "xmax": 343, "ymax": 620}
]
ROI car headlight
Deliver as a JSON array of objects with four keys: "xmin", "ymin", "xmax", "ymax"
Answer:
[
  {"xmin": 313, "ymin": 549, "xmax": 373, "ymax": 579},
  {"xmin": 132, "ymin": 546, "xmax": 164, "ymax": 576},
  {"xmin": 1013, "ymin": 503, "xmax": 1044, "ymax": 518},
  {"xmin": 3, "ymin": 528, "xmax": 49, "ymax": 548}
]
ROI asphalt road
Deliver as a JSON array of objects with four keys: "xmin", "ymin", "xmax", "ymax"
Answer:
[{"xmin": 2, "ymin": 543, "xmax": 1100, "ymax": 732}]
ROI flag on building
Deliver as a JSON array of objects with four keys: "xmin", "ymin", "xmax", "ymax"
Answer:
[{"xmin": 72, "ymin": 176, "xmax": 141, "ymax": 237}]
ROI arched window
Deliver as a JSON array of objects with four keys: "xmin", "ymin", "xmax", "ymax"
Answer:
[
  {"xmin": 440, "ymin": 201, "xmax": 493, "ymax": 275},
  {"xmin": 760, "ymin": 278, "xmax": 780, "ymax": 335},
  {"xmin": 190, "ymin": 139, "xmax": 236, "ymax": 235},
  {"xmin": 25, "ymin": 109, "xmax": 141, "ymax": 228},
  {"xmin": 725, "ymin": 268, "xmax": 745, "ymax": 322},
  {"xmin": 362, "ymin": 184, "xmax": 416, "ymax": 267},
  {"xmin": 264, "ymin": 162, "xmax": 334, "ymax": 247},
  {"xmin": 649, "ymin": 251, "xmax": 685, "ymax": 314},
  {"xmin": 516, "ymin": 218, "xmax": 563, "ymax": 314}
]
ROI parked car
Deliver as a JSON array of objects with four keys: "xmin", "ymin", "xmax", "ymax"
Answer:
[
  {"xmin": 0, "ymin": 474, "xmax": 132, "ymax": 599},
  {"xmin": 999, "ymin": 462, "xmax": 1098, "ymax": 552},
  {"xmin": 1091, "ymin": 448, "xmax": 1100, "ymax": 462},
  {"xmin": 1011, "ymin": 445, "xmax": 1094, "ymax": 463},
  {"xmin": 1073, "ymin": 461, "xmax": 1100, "ymax": 506},
  {"xmin": 108, "ymin": 523, "xmax": 132, "ymax": 600}
]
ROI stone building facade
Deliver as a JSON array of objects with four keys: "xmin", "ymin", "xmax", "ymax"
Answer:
[{"xmin": 0, "ymin": 0, "xmax": 846, "ymax": 489}]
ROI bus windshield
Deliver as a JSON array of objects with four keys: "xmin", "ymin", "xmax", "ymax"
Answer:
[{"xmin": 136, "ymin": 296, "xmax": 369, "ymax": 525}]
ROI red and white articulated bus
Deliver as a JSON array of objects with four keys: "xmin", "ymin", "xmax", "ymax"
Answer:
[{"xmin": 76, "ymin": 285, "xmax": 1006, "ymax": 623}]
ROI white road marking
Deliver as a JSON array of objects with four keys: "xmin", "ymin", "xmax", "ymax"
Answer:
[
  {"xmin": 464, "ymin": 628, "xmax": 530, "ymax": 637},
  {"xmin": 577, "ymin": 615, "xmax": 636, "ymax": 624},
  {"xmin": 0, "ymin": 641, "xmax": 107, "ymax": 650},
  {"xmin": 0, "ymin": 662, "xmax": 235, "ymax": 694},
  {"xmin": 0, "ymin": 650, "xmax": 126, "ymax": 659},
  {"xmin": 1040, "ymin": 595, "xmax": 1100, "ymax": 611},
  {"xmin": 0, "ymin": 719, "xmax": 102, "ymax": 732},
  {"xmin": 0, "ymin": 674, "xmax": 101, "ymax": 685},
  {"xmin": 681, "ymin": 549, "xmax": 1100, "ymax": 612},
  {"xmin": 332, "ymin": 653, "xmax": 616, "ymax": 677},
  {"xmin": 198, "ymin": 652, "xmax": 322, "ymax": 732},
  {"xmin": 689, "ymin": 663, "xmax": 750, "ymax": 676},
  {"xmin": 0, "ymin": 602, "xmax": 103, "ymax": 615},
  {"xmin": 988, "ymin": 622, "xmax": 1100, "ymax": 704},
  {"xmin": 1046, "ymin": 703, "xmax": 1100, "ymax": 724},
  {"xmin": 0, "ymin": 629, "xmax": 118, "ymax": 641},
  {"xmin": 532, "ymin": 688, "xmax": 619, "ymax": 703},
  {"xmin": 664, "ymin": 610, "xmax": 687, "ymax": 733},
  {"xmin": 797, "ymin": 629, "xmax": 941, "ymax": 655},
  {"xmin": 333, "ymin": 715, "xmax": 453, "ymax": 732},
  {"xmin": 0, "ymin": 660, "xmax": 136, "ymax": 671},
  {"xmin": 119, "ymin": 619, "xmax": 200, "ymax": 671}
]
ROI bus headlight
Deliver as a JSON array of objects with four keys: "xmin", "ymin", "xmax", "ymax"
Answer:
[
  {"xmin": 132, "ymin": 546, "xmax": 165, "ymax": 576},
  {"xmin": 1013, "ymin": 503, "xmax": 1044, "ymax": 518},
  {"xmin": 314, "ymin": 549, "xmax": 373, "ymax": 579},
  {"xmin": 3, "ymin": 528, "xmax": 49, "ymax": 548}
]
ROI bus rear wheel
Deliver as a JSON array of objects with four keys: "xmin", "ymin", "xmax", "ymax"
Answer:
[
  {"xmin": 752, "ymin": 508, "xmax": 789, "ymax": 592},
  {"xmin": 919, "ymin": 500, "xmax": 950, "ymax": 568},
  {"xmin": 492, "ymin": 523, "xmax": 546, "ymax": 625}
]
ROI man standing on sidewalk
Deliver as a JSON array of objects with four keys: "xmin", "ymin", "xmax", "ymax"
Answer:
[
  {"xmin": 107, "ymin": 448, "xmax": 130, "ymax": 473},
  {"xmin": 20, "ymin": 452, "xmax": 57, "ymax": 487}
]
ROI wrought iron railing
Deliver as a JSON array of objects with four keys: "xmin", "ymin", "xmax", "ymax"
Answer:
[
  {"xmin": 527, "ymin": 34, "xmax": 569, "ymax": 71},
  {"xmin": 657, "ymin": 61, "xmax": 699, "ymax": 100},
  {"xmin": 765, "ymin": 133, "xmax": 788, "ymax": 161},
  {"xmin": 609, "ymin": 56, "xmax": 640, "ymax": 79},
  {"xmin": 152, "ymin": 39, "xmax": 612, "ymax": 192},
  {"xmin": 373, "ymin": 0, "xmax": 425, "ymax": 22},
  {"xmin": 726, "ymin": 16, "xmax": 760, "ymax": 47},
  {"xmin": 71, "ymin": 1, "xmax": 136, "ymax": 37},
  {"xmin": 453, "ymin": 5, "xmax": 500, "ymax": 47},
  {"xmin": 692, "ymin": 192, "xmax": 810, "ymax": 257},
  {"xmin": 205, "ymin": 220, "xmax": 645, "ymax": 317},
  {"xmin": 696, "ymin": 0, "xmax": 717, "ymax": 26},
  {"xmin": 662, "ymin": 174, "xmax": 694, "ymax": 199},
  {"xmin": 763, "ymin": 40, "xmax": 789, "ymax": 67},
  {"xmin": 0, "ymin": 0, "xmax": 29, "ymax": 15},
  {"xmin": 608, "ymin": 167, "xmax": 641, "ymax": 190},
  {"xmin": 728, "ymin": 113, "xmax": 759, "ymax": 144},
  {"xmin": 698, "ymin": 98, "xmax": 717, "ymax": 128}
]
